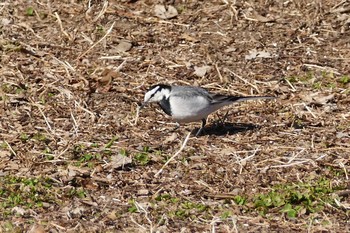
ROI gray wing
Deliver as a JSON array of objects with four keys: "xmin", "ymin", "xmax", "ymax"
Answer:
[
  {"xmin": 211, "ymin": 94, "xmax": 276, "ymax": 104},
  {"xmin": 171, "ymin": 86, "xmax": 275, "ymax": 104},
  {"xmin": 170, "ymin": 86, "xmax": 213, "ymax": 101}
]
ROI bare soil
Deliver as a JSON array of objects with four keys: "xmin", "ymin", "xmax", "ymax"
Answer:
[{"xmin": 0, "ymin": 0, "xmax": 349, "ymax": 232}]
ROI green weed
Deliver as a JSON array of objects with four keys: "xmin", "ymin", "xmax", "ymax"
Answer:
[
  {"xmin": 234, "ymin": 195, "xmax": 247, "ymax": 205},
  {"xmin": 253, "ymin": 178, "xmax": 340, "ymax": 218},
  {"xmin": 339, "ymin": 76, "xmax": 349, "ymax": 84},
  {"xmin": 68, "ymin": 188, "xmax": 86, "ymax": 198},
  {"xmin": 19, "ymin": 133, "xmax": 30, "ymax": 141},
  {"xmin": 128, "ymin": 200, "xmax": 138, "ymax": 213},
  {"xmin": 105, "ymin": 136, "xmax": 118, "ymax": 149},
  {"xmin": 133, "ymin": 146, "xmax": 151, "ymax": 165},
  {"xmin": 0, "ymin": 176, "xmax": 55, "ymax": 213},
  {"xmin": 26, "ymin": 7, "xmax": 34, "ymax": 16}
]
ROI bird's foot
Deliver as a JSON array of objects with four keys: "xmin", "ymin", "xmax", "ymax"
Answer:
[{"xmin": 194, "ymin": 127, "xmax": 206, "ymax": 137}]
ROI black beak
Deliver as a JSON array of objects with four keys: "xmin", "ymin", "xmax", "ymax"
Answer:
[{"xmin": 139, "ymin": 102, "xmax": 148, "ymax": 109}]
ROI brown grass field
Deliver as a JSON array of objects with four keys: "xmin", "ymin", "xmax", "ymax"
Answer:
[{"xmin": 0, "ymin": 0, "xmax": 349, "ymax": 232}]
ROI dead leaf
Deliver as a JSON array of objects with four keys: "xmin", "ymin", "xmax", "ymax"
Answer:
[
  {"xmin": 154, "ymin": 5, "xmax": 178, "ymax": 19},
  {"xmin": 137, "ymin": 189, "xmax": 149, "ymax": 195},
  {"xmin": 99, "ymin": 69, "xmax": 112, "ymax": 83},
  {"xmin": 104, "ymin": 153, "xmax": 132, "ymax": 171},
  {"xmin": 252, "ymin": 11, "xmax": 275, "ymax": 23},
  {"xmin": 70, "ymin": 206, "xmax": 85, "ymax": 217},
  {"xmin": 4, "ymin": 161, "xmax": 19, "ymax": 171},
  {"xmin": 68, "ymin": 165, "xmax": 91, "ymax": 177},
  {"xmin": 336, "ymin": 132, "xmax": 349, "ymax": 139},
  {"xmin": 301, "ymin": 93, "xmax": 335, "ymax": 105},
  {"xmin": 163, "ymin": 132, "xmax": 178, "ymax": 144},
  {"xmin": 28, "ymin": 224, "xmax": 46, "ymax": 233},
  {"xmin": 115, "ymin": 41, "xmax": 132, "ymax": 53},
  {"xmin": 180, "ymin": 33, "xmax": 199, "ymax": 43},
  {"xmin": 80, "ymin": 199, "xmax": 98, "ymax": 206},
  {"xmin": 96, "ymin": 68, "xmax": 119, "ymax": 93},
  {"xmin": 12, "ymin": 206, "xmax": 26, "ymax": 215},
  {"xmin": 224, "ymin": 47, "xmax": 237, "ymax": 53},
  {"xmin": 0, "ymin": 150, "xmax": 10, "ymax": 158},
  {"xmin": 312, "ymin": 94, "xmax": 335, "ymax": 105},
  {"xmin": 220, "ymin": 148, "xmax": 235, "ymax": 156},
  {"xmin": 330, "ymin": 6, "xmax": 350, "ymax": 14},
  {"xmin": 194, "ymin": 65, "xmax": 211, "ymax": 77},
  {"xmin": 1, "ymin": 18, "xmax": 11, "ymax": 26},
  {"xmin": 107, "ymin": 210, "xmax": 118, "ymax": 220},
  {"xmin": 245, "ymin": 49, "xmax": 273, "ymax": 60},
  {"xmin": 243, "ymin": 9, "xmax": 275, "ymax": 22}
]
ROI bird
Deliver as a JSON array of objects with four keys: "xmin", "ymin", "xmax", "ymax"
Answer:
[{"xmin": 140, "ymin": 84, "xmax": 275, "ymax": 136}]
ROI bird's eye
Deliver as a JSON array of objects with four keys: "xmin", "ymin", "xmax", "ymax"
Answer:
[{"xmin": 149, "ymin": 89, "xmax": 161, "ymax": 99}]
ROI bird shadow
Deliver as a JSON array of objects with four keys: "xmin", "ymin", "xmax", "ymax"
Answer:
[{"xmin": 193, "ymin": 122, "xmax": 259, "ymax": 136}]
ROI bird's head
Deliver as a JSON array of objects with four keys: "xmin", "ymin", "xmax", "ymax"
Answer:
[{"xmin": 140, "ymin": 84, "xmax": 171, "ymax": 109}]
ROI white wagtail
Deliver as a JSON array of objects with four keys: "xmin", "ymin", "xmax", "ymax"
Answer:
[{"xmin": 140, "ymin": 84, "xmax": 275, "ymax": 135}]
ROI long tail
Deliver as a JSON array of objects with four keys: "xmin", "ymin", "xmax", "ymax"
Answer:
[{"xmin": 212, "ymin": 94, "xmax": 276, "ymax": 104}]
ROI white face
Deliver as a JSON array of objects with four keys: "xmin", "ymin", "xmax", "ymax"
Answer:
[{"xmin": 142, "ymin": 85, "xmax": 170, "ymax": 106}]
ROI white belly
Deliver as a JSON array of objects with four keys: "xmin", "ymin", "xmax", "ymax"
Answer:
[{"xmin": 169, "ymin": 96, "xmax": 222, "ymax": 123}]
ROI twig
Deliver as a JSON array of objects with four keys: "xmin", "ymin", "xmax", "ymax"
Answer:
[
  {"xmin": 51, "ymin": 56, "xmax": 74, "ymax": 79},
  {"xmin": 93, "ymin": 0, "xmax": 108, "ymax": 22},
  {"xmin": 36, "ymin": 104, "xmax": 53, "ymax": 132},
  {"xmin": 4, "ymin": 141, "xmax": 17, "ymax": 157},
  {"xmin": 155, "ymin": 132, "xmax": 191, "ymax": 177},
  {"xmin": 50, "ymin": 222, "xmax": 66, "ymax": 230},
  {"xmin": 115, "ymin": 59, "xmax": 127, "ymax": 72},
  {"xmin": 287, "ymin": 148, "xmax": 305, "ymax": 163},
  {"xmin": 315, "ymin": 154, "xmax": 327, "ymax": 160},
  {"xmin": 284, "ymin": 78, "xmax": 296, "ymax": 91},
  {"xmin": 270, "ymin": 160, "xmax": 312, "ymax": 168},
  {"xmin": 111, "ymin": 9, "xmax": 190, "ymax": 27},
  {"xmin": 195, "ymin": 180, "xmax": 215, "ymax": 192},
  {"xmin": 242, "ymin": 13, "xmax": 258, "ymax": 22},
  {"xmin": 76, "ymin": 22, "xmax": 115, "ymax": 60},
  {"xmin": 130, "ymin": 216, "xmax": 147, "ymax": 230},
  {"xmin": 210, "ymin": 216, "xmax": 221, "ymax": 233},
  {"xmin": 74, "ymin": 100, "xmax": 96, "ymax": 121},
  {"xmin": 302, "ymin": 103, "xmax": 317, "ymax": 119},
  {"xmin": 70, "ymin": 111, "xmax": 79, "ymax": 135},
  {"xmin": 134, "ymin": 201, "xmax": 153, "ymax": 232},
  {"xmin": 331, "ymin": 0, "xmax": 347, "ymax": 10},
  {"xmin": 215, "ymin": 63, "xmax": 225, "ymax": 83},
  {"xmin": 54, "ymin": 12, "xmax": 71, "ymax": 41},
  {"xmin": 225, "ymin": 68, "xmax": 260, "ymax": 93},
  {"xmin": 99, "ymin": 55, "xmax": 123, "ymax": 60},
  {"xmin": 339, "ymin": 162, "xmax": 349, "ymax": 180},
  {"xmin": 231, "ymin": 216, "xmax": 239, "ymax": 233},
  {"xmin": 303, "ymin": 63, "xmax": 341, "ymax": 75},
  {"xmin": 148, "ymin": 19, "xmax": 189, "ymax": 27},
  {"xmin": 240, "ymin": 146, "xmax": 260, "ymax": 162},
  {"xmin": 133, "ymin": 104, "xmax": 141, "ymax": 126},
  {"xmin": 233, "ymin": 146, "xmax": 260, "ymax": 174}
]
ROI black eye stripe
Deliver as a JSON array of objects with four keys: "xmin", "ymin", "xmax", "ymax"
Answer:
[{"xmin": 146, "ymin": 84, "xmax": 171, "ymax": 100}]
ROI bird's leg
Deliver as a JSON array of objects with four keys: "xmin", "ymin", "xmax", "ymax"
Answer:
[
  {"xmin": 195, "ymin": 118, "xmax": 206, "ymax": 136},
  {"xmin": 174, "ymin": 122, "xmax": 180, "ymax": 130},
  {"xmin": 216, "ymin": 111, "xmax": 229, "ymax": 126},
  {"xmin": 169, "ymin": 122, "xmax": 180, "ymax": 133},
  {"xmin": 221, "ymin": 110, "xmax": 229, "ymax": 125}
]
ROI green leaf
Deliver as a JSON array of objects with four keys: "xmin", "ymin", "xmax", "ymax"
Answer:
[
  {"xmin": 26, "ymin": 7, "xmax": 34, "ymax": 16},
  {"xmin": 339, "ymin": 76, "xmax": 349, "ymax": 84},
  {"xmin": 105, "ymin": 136, "xmax": 118, "ymax": 149},
  {"xmin": 134, "ymin": 152, "xmax": 150, "ymax": 165},
  {"xmin": 234, "ymin": 195, "xmax": 246, "ymax": 205},
  {"xmin": 286, "ymin": 209, "xmax": 297, "ymax": 218}
]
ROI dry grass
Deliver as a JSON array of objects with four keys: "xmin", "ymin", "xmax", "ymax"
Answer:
[{"xmin": 0, "ymin": 0, "xmax": 349, "ymax": 232}]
